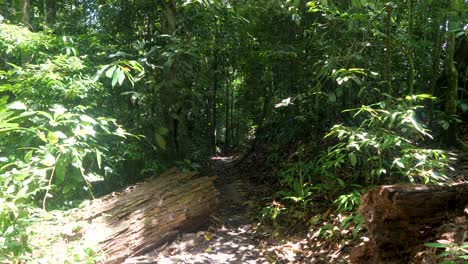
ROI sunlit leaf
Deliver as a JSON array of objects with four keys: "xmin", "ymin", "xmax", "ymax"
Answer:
[
  {"xmin": 41, "ymin": 153, "xmax": 56, "ymax": 167},
  {"xmin": 117, "ymin": 67, "xmax": 126, "ymax": 86},
  {"xmin": 83, "ymin": 173, "xmax": 104, "ymax": 182},
  {"xmin": 7, "ymin": 101, "xmax": 27, "ymax": 110},
  {"xmin": 47, "ymin": 131, "xmax": 59, "ymax": 144},
  {"xmin": 105, "ymin": 65, "xmax": 117, "ymax": 78},
  {"xmin": 37, "ymin": 130, "xmax": 48, "ymax": 143},
  {"xmin": 80, "ymin": 115, "xmax": 97, "ymax": 124},
  {"xmin": 96, "ymin": 149, "xmax": 102, "ymax": 169}
]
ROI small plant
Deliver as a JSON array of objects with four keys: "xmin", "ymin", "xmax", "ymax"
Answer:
[
  {"xmin": 321, "ymin": 94, "xmax": 452, "ymax": 185},
  {"xmin": 334, "ymin": 189, "xmax": 364, "ymax": 238},
  {"xmin": 425, "ymin": 241, "xmax": 468, "ymax": 263},
  {"xmin": 335, "ymin": 189, "xmax": 363, "ymax": 213}
]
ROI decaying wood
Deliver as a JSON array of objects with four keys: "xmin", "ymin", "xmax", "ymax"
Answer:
[
  {"xmin": 78, "ymin": 168, "xmax": 218, "ymax": 264},
  {"xmin": 351, "ymin": 183, "xmax": 468, "ymax": 263}
]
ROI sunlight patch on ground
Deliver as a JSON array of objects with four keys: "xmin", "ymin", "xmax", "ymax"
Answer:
[{"xmin": 211, "ymin": 156, "xmax": 236, "ymax": 161}]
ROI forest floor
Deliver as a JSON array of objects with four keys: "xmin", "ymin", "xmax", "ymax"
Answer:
[
  {"xmin": 123, "ymin": 133, "xmax": 468, "ymax": 264},
  {"xmin": 123, "ymin": 154, "xmax": 348, "ymax": 264}
]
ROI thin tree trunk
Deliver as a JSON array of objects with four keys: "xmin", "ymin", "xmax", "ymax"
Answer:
[
  {"xmin": 161, "ymin": 0, "xmax": 178, "ymax": 159},
  {"xmin": 44, "ymin": 0, "xmax": 57, "ymax": 28},
  {"xmin": 212, "ymin": 51, "xmax": 219, "ymax": 155},
  {"xmin": 384, "ymin": 3, "xmax": 393, "ymax": 102},
  {"xmin": 406, "ymin": 0, "xmax": 415, "ymax": 95},
  {"xmin": 20, "ymin": 0, "xmax": 31, "ymax": 65},
  {"xmin": 229, "ymin": 87, "xmax": 234, "ymax": 145},
  {"xmin": 428, "ymin": 3, "xmax": 443, "ymax": 123},
  {"xmin": 445, "ymin": 0, "xmax": 459, "ymax": 146},
  {"xmin": 225, "ymin": 84, "xmax": 230, "ymax": 146},
  {"xmin": 20, "ymin": 0, "xmax": 31, "ymax": 27}
]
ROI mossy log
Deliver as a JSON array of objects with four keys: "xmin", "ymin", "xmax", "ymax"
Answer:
[
  {"xmin": 79, "ymin": 168, "xmax": 218, "ymax": 264},
  {"xmin": 351, "ymin": 183, "xmax": 468, "ymax": 263}
]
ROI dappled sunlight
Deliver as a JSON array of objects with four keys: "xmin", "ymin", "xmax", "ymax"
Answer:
[
  {"xmin": 149, "ymin": 226, "xmax": 268, "ymax": 263},
  {"xmin": 211, "ymin": 156, "xmax": 236, "ymax": 162}
]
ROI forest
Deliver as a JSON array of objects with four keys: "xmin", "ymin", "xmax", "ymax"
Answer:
[{"xmin": 0, "ymin": 0, "xmax": 467, "ymax": 263}]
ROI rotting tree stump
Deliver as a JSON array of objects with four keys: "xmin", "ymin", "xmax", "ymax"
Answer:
[
  {"xmin": 351, "ymin": 183, "xmax": 468, "ymax": 263},
  {"xmin": 77, "ymin": 168, "xmax": 218, "ymax": 264}
]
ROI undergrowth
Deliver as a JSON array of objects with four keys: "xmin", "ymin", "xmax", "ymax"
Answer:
[{"xmin": 260, "ymin": 95, "xmax": 454, "ymax": 243}]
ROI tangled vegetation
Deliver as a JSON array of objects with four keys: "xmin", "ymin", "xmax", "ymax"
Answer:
[{"xmin": 0, "ymin": 0, "xmax": 466, "ymax": 262}]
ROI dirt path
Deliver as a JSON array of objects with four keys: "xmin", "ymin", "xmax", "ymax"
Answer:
[{"xmin": 124, "ymin": 155, "xmax": 272, "ymax": 264}]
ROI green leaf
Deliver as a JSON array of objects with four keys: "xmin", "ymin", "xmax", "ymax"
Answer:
[
  {"xmin": 63, "ymin": 184, "xmax": 73, "ymax": 194},
  {"xmin": 111, "ymin": 67, "xmax": 125, "ymax": 87},
  {"xmin": 54, "ymin": 131, "xmax": 67, "ymax": 139},
  {"xmin": 41, "ymin": 153, "xmax": 56, "ymax": 167},
  {"xmin": 349, "ymin": 153, "xmax": 357, "ymax": 167},
  {"xmin": 24, "ymin": 150, "xmax": 33, "ymax": 163},
  {"xmin": 157, "ymin": 127, "xmax": 169, "ymax": 135},
  {"xmin": 83, "ymin": 173, "xmax": 104, "ymax": 182},
  {"xmin": 393, "ymin": 159, "xmax": 405, "ymax": 169},
  {"xmin": 37, "ymin": 130, "xmax": 48, "ymax": 143},
  {"xmin": 95, "ymin": 149, "xmax": 102, "ymax": 169},
  {"xmin": 105, "ymin": 65, "xmax": 117, "ymax": 78},
  {"xmin": 7, "ymin": 101, "xmax": 27, "ymax": 110},
  {"xmin": 424, "ymin": 242, "xmax": 448, "ymax": 248},
  {"xmin": 36, "ymin": 111, "xmax": 54, "ymax": 121},
  {"xmin": 337, "ymin": 178, "xmax": 345, "ymax": 187},
  {"xmin": 80, "ymin": 115, "xmax": 97, "ymax": 124},
  {"xmin": 47, "ymin": 131, "xmax": 59, "ymax": 144},
  {"xmin": 441, "ymin": 121, "xmax": 450, "ymax": 130},
  {"xmin": 155, "ymin": 134, "xmax": 166, "ymax": 150},
  {"xmin": 117, "ymin": 67, "xmax": 126, "ymax": 86},
  {"xmin": 6, "ymin": 184, "xmax": 15, "ymax": 194}
]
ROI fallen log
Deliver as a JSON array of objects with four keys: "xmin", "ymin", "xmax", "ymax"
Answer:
[
  {"xmin": 76, "ymin": 168, "xmax": 218, "ymax": 264},
  {"xmin": 351, "ymin": 183, "xmax": 468, "ymax": 263}
]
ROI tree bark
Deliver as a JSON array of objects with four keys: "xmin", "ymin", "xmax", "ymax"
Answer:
[
  {"xmin": 428, "ymin": 3, "xmax": 443, "ymax": 123},
  {"xmin": 445, "ymin": 0, "xmax": 459, "ymax": 146},
  {"xmin": 77, "ymin": 168, "xmax": 218, "ymax": 264},
  {"xmin": 384, "ymin": 3, "xmax": 393, "ymax": 103},
  {"xmin": 430, "ymin": 3, "xmax": 443, "ymax": 96},
  {"xmin": 351, "ymin": 183, "xmax": 468, "ymax": 263},
  {"xmin": 160, "ymin": 0, "xmax": 179, "ymax": 160},
  {"xmin": 406, "ymin": 0, "xmax": 415, "ymax": 95},
  {"xmin": 20, "ymin": 0, "xmax": 30, "ymax": 28},
  {"xmin": 211, "ymin": 51, "xmax": 219, "ymax": 155},
  {"xmin": 225, "ymin": 84, "xmax": 230, "ymax": 145},
  {"xmin": 44, "ymin": 0, "xmax": 57, "ymax": 28}
]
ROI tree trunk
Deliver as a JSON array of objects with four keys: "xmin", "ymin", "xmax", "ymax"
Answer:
[
  {"xmin": 225, "ymin": 84, "xmax": 230, "ymax": 146},
  {"xmin": 20, "ymin": 0, "xmax": 30, "ymax": 27},
  {"xmin": 406, "ymin": 0, "xmax": 415, "ymax": 95},
  {"xmin": 211, "ymin": 51, "xmax": 219, "ymax": 155},
  {"xmin": 77, "ymin": 168, "xmax": 218, "ymax": 264},
  {"xmin": 428, "ymin": 3, "xmax": 443, "ymax": 123},
  {"xmin": 351, "ymin": 183, "xmax": 468, "ymax": 263},
  {"xmin": 44, "ymin": 0, "xmax": 57, "ymax": 28},
  {"xmin": 384, "ymin": 3, "xmax": 393, "ymax": 103},
  {"xmin": 160, "ymin": 0, "xmax": 179, "ymax": 160},
  {"xmin": 445, "ymin": 0, "xmax": 459, "ymax": 146}
]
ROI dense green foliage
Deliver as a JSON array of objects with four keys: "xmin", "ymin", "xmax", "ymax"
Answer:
[{"xmin": 0, "ymin": 0, "xmax": 467, "ymax": 262}]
